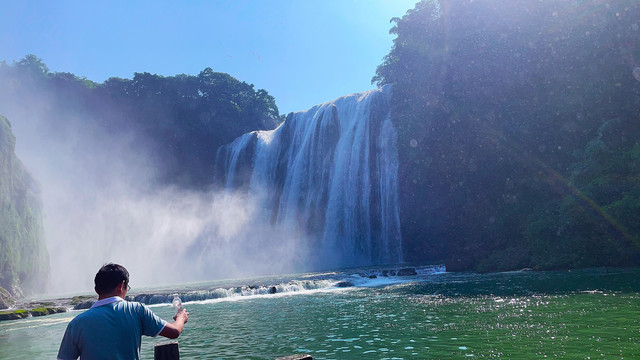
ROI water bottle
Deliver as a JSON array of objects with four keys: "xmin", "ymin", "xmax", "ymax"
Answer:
[{"xmin": 172, "ymin": 295, "xmax": 183, "ymax": 316}]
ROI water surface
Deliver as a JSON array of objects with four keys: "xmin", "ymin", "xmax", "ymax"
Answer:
[{"xmin": 1, "ymin": 267, "xmax": 638, "ymax": 359}]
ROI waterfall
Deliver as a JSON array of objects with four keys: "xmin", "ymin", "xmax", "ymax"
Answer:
[{"xmin": 215, "ymin": 85, "xmax": 402, "ymax": 267}]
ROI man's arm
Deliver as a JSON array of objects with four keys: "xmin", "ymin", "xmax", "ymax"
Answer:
[
  {"xmin": 159, "ymin": 309, "xmax": 189, "ymax": 339},
  {"xmin": 57, "ymin": 322, "xmax": 80, "ymax": 360}
]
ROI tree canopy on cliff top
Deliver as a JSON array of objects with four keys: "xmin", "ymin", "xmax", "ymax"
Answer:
[{"xmin": 0, "ymin": 56, "xmax": 282, "ymax": 189}]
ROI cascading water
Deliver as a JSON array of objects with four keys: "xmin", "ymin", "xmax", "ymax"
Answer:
[{"xmin": 215, "ymin": 85, "xmax": 402, "ymax": 268}]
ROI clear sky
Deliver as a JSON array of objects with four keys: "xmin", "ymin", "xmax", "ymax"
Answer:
[{"xmin": 0, "ymin": 0, "xmax": 417, "ymax": 115}]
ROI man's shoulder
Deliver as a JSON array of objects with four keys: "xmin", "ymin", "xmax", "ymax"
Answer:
[
  {"xmin": 120, "ymin": 299, "xmax": 143, "ymax": 306},
  {"xmin": 67, "ymin": 306, "xmax": 101, "ymax": 325},
  {"xmin": 74, "ymin": 299, "xmax": 144, "ymax": 316},
  {"xmin": 120, "ymin": 300, "xmax": 166, "ymax": 328},
  {"xmin": 120, "ymin": 300, "xmax": 146, "ymax": 309},
  {"xmin": 117, "ymin": 300, "xmax": 155, "ymax": 315}
]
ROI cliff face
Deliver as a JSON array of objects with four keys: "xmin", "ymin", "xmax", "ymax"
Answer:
[{"xmin": 0, "ymin": 115, "xmax": 48, "ymax": 298}]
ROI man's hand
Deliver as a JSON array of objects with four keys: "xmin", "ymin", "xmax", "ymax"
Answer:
[
  {"xmin": 174, "ymin": 308, "xmax": 189, "ymax": 323},
  {"xmin": 161, "ymin": 308, "xmax": 190, "ymax": 339}
]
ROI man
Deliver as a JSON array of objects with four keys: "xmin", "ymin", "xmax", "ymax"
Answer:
[{"xmin": 57, "ymin": 263, "xmax": 189, "ymax": 360}]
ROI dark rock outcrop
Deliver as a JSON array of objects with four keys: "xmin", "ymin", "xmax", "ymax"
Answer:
[
  {"xmin": 0, "ymin": 309, "xmax": 29, "ymax": 321},
  {"xmin": 73, "ymin": 300, "xmax": 95, "ymax": 310},
  {"xmin": 29, "ymin": 307, "xmax": 67, "ymax": 317},
  {"xmin": 335, "ymin": 281, "xmax": 354, "ymax": 288},
  {"xmin": 397, "ymin": 268, "xmax": 417, "ymax": 276},
  {"xmin": 0, "ymin": 306, "xmax": 67, "ymax": 321}
]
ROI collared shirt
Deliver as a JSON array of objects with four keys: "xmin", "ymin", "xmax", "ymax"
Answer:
[
  {"xmin": 89, "ymin": 296, "xmax": 124, "ymax": 308},
  {"xmin": 57, "ymin": 296, "xmax": 167, "ymax": 360}
]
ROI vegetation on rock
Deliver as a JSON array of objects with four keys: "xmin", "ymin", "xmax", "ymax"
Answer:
[
  {"xmin": 0, "ymin": 307, "xmax": 67, "ymax": 321},
  {"xmin": 0, "ymin": 116, "xmax": 48, "ymax": 296},
  {"xmin": 28, "ymin": 307, "xmax": 66, "ymax": 317},
  {"xmin": 0, "ymin": 309, "xmax": 29, "ymax": 321},
  {"xmin": 0, "ymin": 286, "xmax": 15, "ymax": 309},
  {"xmin": 70, "ymin": 295, "xmax": 96, "ymax": 306}
]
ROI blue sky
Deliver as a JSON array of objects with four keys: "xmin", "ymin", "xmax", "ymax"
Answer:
[{"xmin": 1, "ymin": 0, "xmax": 417, "ymax": 115}]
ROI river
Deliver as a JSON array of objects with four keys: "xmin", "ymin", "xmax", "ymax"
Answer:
[{"xmin": 1, "ymin": 266, "xmax": 638, "ymax": 359}]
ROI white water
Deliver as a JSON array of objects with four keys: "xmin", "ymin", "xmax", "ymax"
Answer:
[
  {"xmin": 215, "ymin": 85, "xmax": 402, "ymax": 268},
  {"xmin": 134, "ymin": 264, "xmax": 447, "ymax": 307}
]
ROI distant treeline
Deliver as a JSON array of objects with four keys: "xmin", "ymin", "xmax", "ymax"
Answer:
[
  {"xmin": 375, "ymin": 0, "xmax": 640, "ymax": 271},
  {"xmin": 0, "ymin": 57, "xmax": 282, "ymax": 189}
]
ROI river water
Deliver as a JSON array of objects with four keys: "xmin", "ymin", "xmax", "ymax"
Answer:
[{"xmin": 1, "ymin": 266, "xmax": 638, "ymax": 359}]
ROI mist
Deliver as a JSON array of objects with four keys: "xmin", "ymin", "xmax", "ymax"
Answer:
[{"xmin": 4, "ymin": 81, "xmax": 310, "ymax": 296}]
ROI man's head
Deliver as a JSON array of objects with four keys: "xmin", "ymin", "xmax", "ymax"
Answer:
[{"xmin": 94, "ymin": 263, "xmax": 130, "ymax": 296}]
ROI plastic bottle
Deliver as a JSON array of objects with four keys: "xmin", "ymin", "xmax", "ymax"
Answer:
[{"xmin": 172, "ymin": 295, "xmax": 183, "ymax": 316}]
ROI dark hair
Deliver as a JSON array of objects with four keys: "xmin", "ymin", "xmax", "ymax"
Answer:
[{"xmin": 94, "ymin": 263, "xmax": 129, "ymax": 295}]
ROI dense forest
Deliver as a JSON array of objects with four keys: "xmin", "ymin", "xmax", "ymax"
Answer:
[
  {"xmin": 0, "ymin": 57, "xmax": 282, "ymax": 189},
  {"xmin": 374, "ymin": 0, "xmax": 640, "ymax": 271}
]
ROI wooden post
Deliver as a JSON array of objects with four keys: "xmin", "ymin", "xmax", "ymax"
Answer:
[
  {"xmin": 154, "ymin": 341, "xmax": 179, "ymax": 360},
  {"xmin": 275, "ymin": 355, "xmax": 312, "ymax": 360}
]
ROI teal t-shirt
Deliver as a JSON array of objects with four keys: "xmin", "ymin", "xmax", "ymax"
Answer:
[{"xmin": 57, "ymin": 298, "xmax": 167, "ymax": 360}]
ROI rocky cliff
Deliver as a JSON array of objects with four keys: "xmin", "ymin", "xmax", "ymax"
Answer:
[{"xmin": 0, "ymin": 115, "xmax": 48, "ymax": 302}]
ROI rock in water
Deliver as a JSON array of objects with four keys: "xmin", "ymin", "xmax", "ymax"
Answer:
[
  {"xmin": 335, "ymin": 281, "xmax": 354, "ymax": 288},
  {"xmin": 0, "ymin": 310, "xmax": 29, "ymax": 321},
  {"xmin": 73, "ymin": 300, "xmax": 96, "ymax": 310},
  {"xmin": 634, "ymin": 67, "xmax": 640, "ymax": 81},
  {"xmin": 397, "ymin": 268, "xmax": 418, "ymax": 276}
]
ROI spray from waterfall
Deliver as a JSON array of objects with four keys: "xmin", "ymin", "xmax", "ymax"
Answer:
[{"xmin": 2, "ymin": 83, "xmax": 310, "ymax": 295}]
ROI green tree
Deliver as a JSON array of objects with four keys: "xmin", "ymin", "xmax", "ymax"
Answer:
[{"xmin": 0, "ymin": 55, "xmax": 283, "ymax": 189}]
